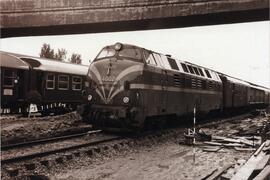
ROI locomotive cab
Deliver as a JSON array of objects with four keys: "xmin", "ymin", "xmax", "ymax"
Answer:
[{"xmin": 81, "ymin": 43, "xmax": 147, "ymax": 130}]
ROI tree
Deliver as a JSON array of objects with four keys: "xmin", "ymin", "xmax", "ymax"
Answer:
[
  {"xmin": 54, "ymin": 48, "xmax": 67, "ymax": 61},
  {"xmin": 40, "ymin": 43, "xmax": 54, "ymax": 59},
  {"xmin": 69, "ymin": 53, "xmax": 82, "ymax": 64},
  {"xmin": 40, "ymin": 43, "xmax": 81, "ymax": 63}
]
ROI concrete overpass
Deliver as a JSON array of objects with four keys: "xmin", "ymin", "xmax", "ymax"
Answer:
[{"xmin": 1, "ymin": 0, "xmax": 269, "ymax": 38}]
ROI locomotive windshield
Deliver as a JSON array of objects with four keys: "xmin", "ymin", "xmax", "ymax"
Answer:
[
  {"xmin": 95, "ymin": 45, "xmax": 143, "ymax": 62},
  {"xmin": 96, "ymin": 48, "xmax": 116, "ymax": 59},
  {"xmin": 118, "ymin": 48, "xmax": 142, "ymax": 60}
]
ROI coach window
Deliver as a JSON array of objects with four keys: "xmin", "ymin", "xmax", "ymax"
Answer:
[
  {"xmin": 168, "ymin": 58, "xmax": 179, "ymax": 70},
  {"xmin": 46, "ymin": 74, "xmax": 55, "ymax": 89},
  {"xmin": 3, "ymin": 69, "xmax": 16, "ymax": 87},
  {"xmin": 205, "ymin": 70, "xmax": 212, "ymax": 78},
  {"xmin": 198, "ymin": 68, "xmax": 205, "ymax": 76},
  {"xmin": 72, "ymin": 76, "xmax": 82, "ymax": 90},
  {"xmin": 58, "ymin": 75, "xmax": 69, "ymax": 90},
  {"xmin": 187, "ymin": 65, "xmax": 195, "ymax": 74},
  {"xmin": 181, "ymin": 63, "xmax": 189, "ymax": 73}
]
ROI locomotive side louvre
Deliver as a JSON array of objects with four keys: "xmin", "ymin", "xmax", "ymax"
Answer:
[{"xmin": 141, "ymin": 57, "xmax": 223, "ymax": 118}]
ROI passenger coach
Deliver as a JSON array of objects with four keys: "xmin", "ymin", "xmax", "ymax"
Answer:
[
  {"xmin": 1, "ymin": 53, "xmax": 29, "ymax": 113},
  {"xmin": 1, "ymin": 51, "xmax": 89, "ymax": 115}
]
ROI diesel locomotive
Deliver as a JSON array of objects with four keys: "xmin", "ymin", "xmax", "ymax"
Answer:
[
  {"xmin": 1, "ymin": 51, "xmax": 89, "ymax": 115},
  {"xmin": 79, "ymin": 43, "xmax": 270, "ymax": 131}
]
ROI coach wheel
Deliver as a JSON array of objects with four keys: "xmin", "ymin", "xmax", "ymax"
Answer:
[
  {"xmin": 21, "ymin": 104, "xmax": 29, "ymax": 117},
  {"xmin": 41, "ymin": 109, "xmax": 50, "ymax": 117}
]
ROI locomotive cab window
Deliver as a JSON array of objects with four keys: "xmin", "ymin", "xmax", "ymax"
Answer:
[
  {"xmin": 46, "ymin": 74, "xmax": 55, "ymax": 89},
  {"xmin": 58, "ymin": 75, "xmax": 69, "ymax": 90},
  {"xmin": 3, "ymin": 69, "xmax": 16, "ymax": 87},
  {"xmin": 143, "ymin": 51, "xmax": 157, "ymax": 66},
  {"xmin": 119, "ymin": 48, "xmax": 142, "ymax": 61},
  {"xmin": 95, "ymin": 47, "xmax": 116, "ymax": 60},
  {"xmin": 167, "ymin": 58, "xmax": 179, "ymax": 70},
  {"xmin": 152, "ymin": 53, "xmax": 164, "ymax": 67},
  {"xmin": 72, "ymin": 76, "xmax": 82, "ymax": 90}
]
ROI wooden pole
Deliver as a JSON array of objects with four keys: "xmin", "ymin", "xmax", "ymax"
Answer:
[{"xmin": 193, "ymin": 107, "xmax": 196, "ymax": 164}]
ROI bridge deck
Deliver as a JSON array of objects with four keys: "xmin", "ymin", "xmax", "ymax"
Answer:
[{"xmin": 1, "ymin": 0, "xmax": 269, "ymax": 37}]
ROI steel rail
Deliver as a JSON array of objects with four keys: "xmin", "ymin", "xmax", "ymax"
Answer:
[
  {"xmin": 1, "ymin": 129, "xmax": 99, "ymax": 151},
  {"xmin": 1, "ymin": 134, "xmax": 122, "ymax": 165}
]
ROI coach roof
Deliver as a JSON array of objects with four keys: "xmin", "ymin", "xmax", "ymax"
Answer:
[
  {"xmin": 0, "ymin": 52, "xmax": 29, "ymax": 70},
  {"xmin": 20, "ymin": 57, "xmax": 88, "ymax": 76},
  {"xmin": 1, "ymin": 51, "xmax": 88, "ymax": 76}
]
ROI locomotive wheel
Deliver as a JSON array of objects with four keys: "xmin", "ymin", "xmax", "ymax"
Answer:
[
  {"xmin": 91, "ymin": 111, "xmax": 100, "ymax": 127},
  {"xmin": 144, "ymin": 116, "xmax": 167, "ymax": 131}
]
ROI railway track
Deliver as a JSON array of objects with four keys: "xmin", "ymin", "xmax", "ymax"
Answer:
[
  {"xmin": 0, "ymin": 113, "xmax": 260, "ymax": 166},
  {"xmin": 1, "ymin": 130, "xmax": 101, "ymax": 150},
  {"xmin": 1, "ymin": 130, "xmax": 122, "ymax": 165}
]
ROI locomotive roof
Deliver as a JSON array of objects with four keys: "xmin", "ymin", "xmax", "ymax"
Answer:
[
  {"xmin": 249, "ymin": 83, "xmax": 270, "ymax": 92},
  {"xmin": 1, "ymin": 51, "xmax": 88, "ymax": 76},
  {"xmin": 115, "ymin": 43, "xmax": 222, "ymax": 82},
  {"xmin": 0, "ymin": 52, "xmax": 30, "ymax": 70},
  {"xmin": 226, "ymin": 76, "xmax": 251, "ymax": 86}
]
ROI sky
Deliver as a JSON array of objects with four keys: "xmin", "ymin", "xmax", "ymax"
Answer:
[{"xmin": 1, "ymin": 21, "xmax": 269, "ymax": 88}]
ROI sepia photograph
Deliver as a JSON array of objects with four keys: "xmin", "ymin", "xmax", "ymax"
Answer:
[{"xmin": 1, "ymin": 0, "xmax": 270, "ymax": 179}]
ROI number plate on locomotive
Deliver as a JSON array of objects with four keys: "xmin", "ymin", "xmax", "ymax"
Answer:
[{"xmin": 102, "ymin": 76, "xmax": 116, "ymax": 82}]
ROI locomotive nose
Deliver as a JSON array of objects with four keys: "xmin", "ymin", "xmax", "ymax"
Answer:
[
  {"xmin": 89, "ymin": 59, "xmax": 142, "ymax": 104},
  {"xmin": 85, "ymin": 43, "xmax": 144, "ymax": 105}
]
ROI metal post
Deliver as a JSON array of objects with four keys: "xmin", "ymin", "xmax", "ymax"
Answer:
[{"xmin": 193, "ymin": 107, "xmax": 196, "ymax": 164}]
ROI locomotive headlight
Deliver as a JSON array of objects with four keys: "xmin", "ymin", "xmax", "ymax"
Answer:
[
  {"xmin": 114, "ymin": 43, "xmax": 122, "ymax": 51},
  {"xmin": 88, "ymin": 95, "xmax": 93, "ymax": 101},
  {"xmin": 123, "ymin": 96, "xmax": 129, "ymax": 104}
]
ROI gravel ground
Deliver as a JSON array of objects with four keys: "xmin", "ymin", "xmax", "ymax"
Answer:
[
  {"xmin": 2, "ymin": 113, "xmax": 269, "ymax": 180},
  {"xmin": 49, "ymin": 114, "xmax": 269, "ymax": 180},
  {"xmin": 52, "ymin": 141, "xmax": 248, "ymax": 180},
  {"xmin": 1, "ymin": 112, "xmax": 90, "ymax": 145}
]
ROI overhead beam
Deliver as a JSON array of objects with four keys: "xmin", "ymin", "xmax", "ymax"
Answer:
[{"xmin": 1, "ymin": 0, "xmax": 269, "ymax": 38}]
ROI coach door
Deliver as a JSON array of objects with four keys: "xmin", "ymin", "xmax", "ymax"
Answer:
[{"xmin": 17, "ymin": 69, "xmax": 28, "ymax": 101}]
